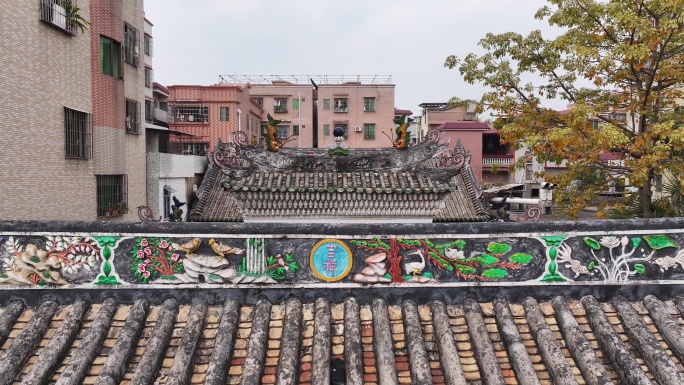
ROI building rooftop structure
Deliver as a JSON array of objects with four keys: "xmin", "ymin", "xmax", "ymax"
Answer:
[
  {"xmin": 219, "ymin": 74, "xmax": 393, "ymax": 85},
  {"xmin": 189, "ymin": 129, "xmax": 490, "ymax": 223}
]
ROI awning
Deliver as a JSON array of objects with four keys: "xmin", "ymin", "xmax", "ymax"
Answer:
[{"xmin": 482, "ymin": 183, "xmax": 524, "ymax": 194}]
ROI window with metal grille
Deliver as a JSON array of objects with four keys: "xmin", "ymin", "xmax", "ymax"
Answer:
[
  {"xmin": 126, "ymin": 99, "xmax": 141, "ymax": 134},
  {"xmin": 144, "ymin": 33, "xmax": 153, "ymax": 56},
  {"xmin": 323, "ymin": 99, "xmax": 330, "ymax": 110},
  {"xmin": 276, "ymin": 125, "xmax": 289, "ymax": 139},
  {"xmin": 64, "ymin": 107, "xmax": 92, "ymax": 159},
  {"xmin": 333, "ymin": 98, "xmax": 348, "ymax": 113},
  {"xmin": 171, "ymin": 104, "xmax": 209, "ymax": 123},
  {"xmin": 363, "ymin": 123, "xmax": 375, "ymax": 139},
  {"xmin": 293, "ymin": 125, "xmax": 300, "ymax": 136},
  {"xmin": 274, "ymin": 98, "xmax": 288, "ymax": 113},
  {"xmin": 323, "ymin": 124, "xmax": 330, "ymax": 136},
  {"xmin": 144, "ymin": 67, "xmax": 152, "ymax": 88},
  {"xmin": 364, "ymin": 97, "xmax": 375, "ymax": 112},
  {"xmin": 220, "ymin": 107, "xmax": 230, "ymax": 121},
  {"xmin": 145, "ymin": 100, "xmax": 153, "ymax": 123},
  {"xmin": 124, "ymin": 23, "xmax": 140, "ymax": 67},
  {"xmin": 96, "ymin": 175, "xmax": 128, "ymax": 217},
  {"xmin": 39, "ymin": 0, "xmax": 79, "ymax": 35},
  {"xmin": 100, "ymin": 36, "xmax": 122, "ymax": 78}
]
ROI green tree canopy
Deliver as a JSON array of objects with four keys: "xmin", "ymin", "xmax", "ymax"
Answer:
[{"xmin": 447, "ymin": 0, "xmax": 684, "ymax": 218}]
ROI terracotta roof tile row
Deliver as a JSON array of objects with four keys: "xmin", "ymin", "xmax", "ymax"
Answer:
[{"xmin": 1, "ymin": 294, "xmax": 684, "ymax": 384}]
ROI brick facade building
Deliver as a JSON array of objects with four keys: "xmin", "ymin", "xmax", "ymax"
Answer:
[{"xmin": 1, "ymin": 1, "xmax": 146, "ymax": 220}]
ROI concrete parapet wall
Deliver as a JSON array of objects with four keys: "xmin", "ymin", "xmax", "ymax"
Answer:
[{"xmin": 1, "ymin": 218, "xmax": 684, "ymax": 294}]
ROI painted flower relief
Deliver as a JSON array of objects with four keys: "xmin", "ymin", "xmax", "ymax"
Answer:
[{"xmin": 131, "ymin": 237, "xmax": 184, "ymax": 283}]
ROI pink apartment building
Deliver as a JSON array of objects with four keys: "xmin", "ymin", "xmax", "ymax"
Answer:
[
  {"xmin": 168, "ymin": 75, "xmax": 396, "ymax": 150},
  {"xmin": 167, "ymin": 84, "xmax": 264, "ymax": 154},
  {"xmin": 419, "ymin": 103, "xmax": 514, "ymax": 185}
]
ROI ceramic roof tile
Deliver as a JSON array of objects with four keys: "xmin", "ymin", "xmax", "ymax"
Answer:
[{"xmin": 1, "ymin": 294, "xmax": 683, "ymax": 384}]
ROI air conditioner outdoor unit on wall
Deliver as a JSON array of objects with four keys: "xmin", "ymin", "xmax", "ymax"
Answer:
[{"xmin": 354, "ymin": 126, "xmax": 362, "ymax": 132}]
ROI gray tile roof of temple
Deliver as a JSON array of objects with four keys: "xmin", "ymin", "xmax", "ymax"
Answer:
[
  {"xmin": 1, "ymin": 294, "xmax": 684, "ymax": 384},
  {"xmin": 190, "ymin": 140, "xmax": 490, "ymax": 222}
]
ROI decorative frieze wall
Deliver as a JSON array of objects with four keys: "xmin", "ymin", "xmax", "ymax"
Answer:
[{"xmin": 1, "ymin": 219, "xmax": 684, "ymax": 289}]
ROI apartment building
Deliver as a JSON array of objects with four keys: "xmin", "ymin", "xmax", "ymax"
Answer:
[
  {"xmin": 1, "ymin": 0, "xmax": 146, "ymax": 220},
  {"xmin": 143, "ymin": 21, "xmax": 207, "ymax": 222},
  {"xmin": 175, "ymin": 75, "xmax": 396, "ymax": 149},
  {"xmin": 167, "ymin": 84, "xmax": 263, "ymax": 152},
  {"xmin": 418, "ymin": 103, "xmax": 514, "ymax": 185}
]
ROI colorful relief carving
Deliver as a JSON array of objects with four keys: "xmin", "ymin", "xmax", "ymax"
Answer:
[
  {"xmin": 235, "ymin": 238, "xmax": 298, "ymax": 283},
  {"xmin": 132, "ymin": 237, "xmax": 185, "ymax": 283},
  {"xmin": 351, "ymin": 238, "xmax": 533, "ymax": 283},
  {"xmin": 310, "ymin": 239, "xmax": 353, "ymax": 282},
  {"xmin": 0, "ymin": 236, "xmax": 100, "ymax": 286},
  {"xmin": 388, "ymin": 114, "xmax": 410, "ymax": 150},
  {"xmin": 539, "ymin": 236, "xmax": 568, "ymax": 282},
  {"xmin": 264, "ymin": 114, "xmax": 284, "ymax": 152},
  {"xmin": 581, "ymin": 236, "xmax": 649, "ymax": 282},
  {"xmin": 93, "ymin": 236, "xmax": 123, "ymax": 285}
]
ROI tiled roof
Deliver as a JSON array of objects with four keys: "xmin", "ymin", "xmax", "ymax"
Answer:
[
  {"xmin": 190, "ymin": 142, "xmax": 490, "ymax": 222},
  {"xmin": 437, "ymin": 122, "xmax": 491, "ymax": 130},
  {"xmin": 2, "ymin": 294, "xmax": 684, "ymax": 384},
  {"xmin": 394, "ymin": 109, "xmax": 413, "ymax": 116},
  {"xmin": 222, "ymin": 171, "xmax": 458, "ymax": 193}
]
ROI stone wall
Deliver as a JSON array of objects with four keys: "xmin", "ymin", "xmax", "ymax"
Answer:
[{"xmin": 1, "ymin": 219, "xmax": 684, "ymax": 292}]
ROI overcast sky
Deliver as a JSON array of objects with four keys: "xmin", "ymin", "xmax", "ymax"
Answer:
[{"xmin": 144, "ymin": 0, "xmax": 563, "ymax": 116}]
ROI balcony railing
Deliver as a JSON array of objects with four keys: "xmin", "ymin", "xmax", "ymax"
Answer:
[
  {"xmin": 155, "ymin": 107, "xmax": 170, "ymax": 122},
  {"xmin": 482, "ymin": 155, "xmax": 514, "ymax": 166}
]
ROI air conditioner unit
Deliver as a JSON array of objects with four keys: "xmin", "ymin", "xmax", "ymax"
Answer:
[{"xmin": 354, "ymin": 126, "xmax": 362, "ymax": 132}]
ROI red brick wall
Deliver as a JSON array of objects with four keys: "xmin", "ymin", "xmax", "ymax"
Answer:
[
  {"xmin": 169, "ymin": 85, "xmax": 262, "ymax": 148},
  {"xmin": 91, "ymin": 0, "xmax": 124, "ymax": 129}
]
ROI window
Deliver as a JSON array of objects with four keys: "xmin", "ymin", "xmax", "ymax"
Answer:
[
  {"xmin": 293, "ymin": 99, "xmax": 300, "ymax": 111},
  {"xmin": 144, "ymin": 33, "xmax": 153, "ymax": 56},
  {"xmin": 323, "ymin": 124, "xmax": 330, "ymax": 136},
  {"xmin": 64, "ymin": 107, "xmax": 92, "ymax": 159},
  {"xmin": 100, "ymin": 36, "xmax": 122, "ymax": 78},
  {"xmin": 276, "ymin": 125, "xmax": 289, "ymax": 139},
  {"xmin": 124, "ymin": 23, "xmax": 140, "ymax": 67},
  {"xmin": 126, "ymin": 99, "xmax": 141, "ymax": 134},
  {"xmin": 363, "ymin": 123, "xmax": 375, "ymax": 139},
  {"xmin": 171, "ymin": 104, "xmax": 209, "ymax": 123},
  {"xmin": 590, "ymin": 119, "xmax": 600, "ymax": 128},
  {"xmin": 525, "ymin": 162, "xmax": 534, "ymax": 181},
  {"xmin": 335, "ymin": 124, "xmax": 348, "ymax": 138},
  {"xmin": 364, "ymin": 97, "xmax": 375, "ymax": 112},
  {"xmin": 163, "ymin": 186, "xmax": 174, "ymax": 220},
  {"xmin": 144, "ymin": 67, "xmax": 153, "ymax": 88},
  {"xmin": 220, "ymin": 107, "xmax": 230, "ymax": 121},
  {"xmin": 323, "ymin": 99, "xmax": 330, "ymax": 110},
  {"xmin": 145, "ymin": 100, "xmax": 153, "ymax": 123},
  {"xmin": 252, "ymin": 97, "xmax": 263, "ymax": 107},
  {"xmin": 293, "ymin": 125, "xmax": 300, "ymax": 136},
  {"xmin": 274, "ymin": 98, "xmax": 288, "ymax": 113},
  {"xmin": 39, "ymin": 0, "xmax": 79, "ymax": 35},
  {"xmin": 96, "ymin": 175, "xmax": 128, "ymax": 217},
  {"xmin": 334, "ymin": 98, "xmax": 348, "ymax": 113}
]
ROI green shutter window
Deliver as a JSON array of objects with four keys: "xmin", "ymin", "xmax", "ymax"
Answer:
[{"xmin": 293, "ymin": 98, "xmax": 300, "ymax": 111}]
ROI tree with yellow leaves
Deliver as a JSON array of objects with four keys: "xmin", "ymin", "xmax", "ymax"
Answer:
[{"xmin": 447, "ymin": 0, "xmax": 684, "ymax": 218}]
